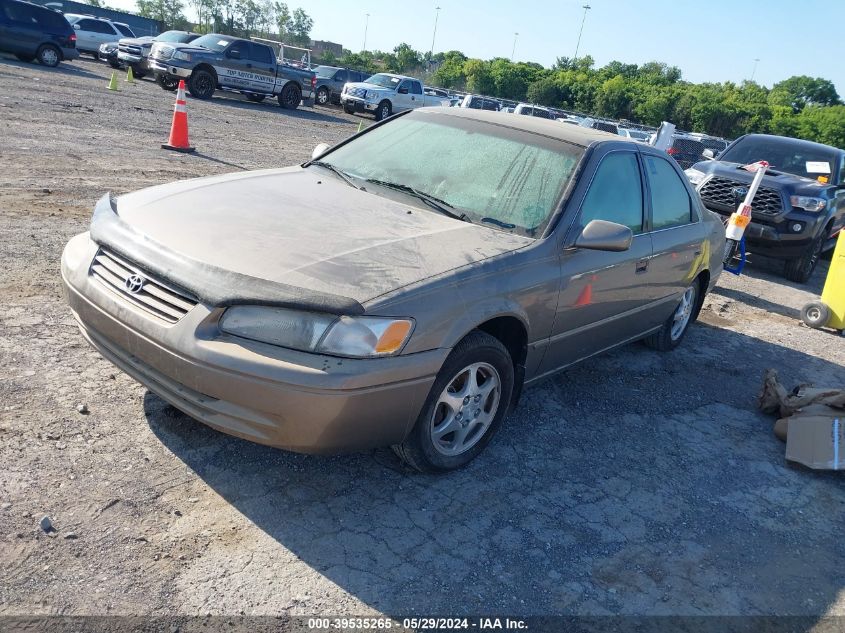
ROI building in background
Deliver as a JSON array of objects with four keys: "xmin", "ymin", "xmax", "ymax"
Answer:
[
  {"xmin": 309, "ymin": 39, "xmax": 342, "ymax": 58},
  {"xmin": 28, "ymin": 0, "xmax": 161, "ymax": 36}
]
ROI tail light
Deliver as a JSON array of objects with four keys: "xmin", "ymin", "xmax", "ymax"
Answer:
[
  {"xmin": 667, "ymin": 147, "xmax": 679, "ymax": 155},
  {"xmin": 69, "ymin": 32, "xmax": 77, "ymax": 43},
  {"xmin": 311, "ymin": 76, "xmax": 316, "ymax": 89}
]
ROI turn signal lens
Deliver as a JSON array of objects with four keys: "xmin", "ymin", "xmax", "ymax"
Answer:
[{"xmin": 375, "ymin": 321, "xmax": 414, "ymax": 354}]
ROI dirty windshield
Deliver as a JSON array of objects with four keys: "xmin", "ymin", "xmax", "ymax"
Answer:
[
  {"xmin": 720, "ymin": 136, "xmax": 838, "ymax": 181},
  {"xmin": 187, "ymin": 34, "xmax": 230, "ymax": 52},
  {"xmin": 365, "ymin": 74, "xmax": 402, "ymax": 88},
  {"xmin": 316, "ymin": 111, "xmax": 582, "ymax": 236}
]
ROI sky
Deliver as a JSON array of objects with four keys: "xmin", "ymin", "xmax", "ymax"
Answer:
[{"xmin": 104, "ymin": 0, "xmax": 845, "ymax": 96}]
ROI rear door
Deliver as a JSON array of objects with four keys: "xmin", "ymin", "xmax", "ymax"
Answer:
[
  {"xmin": 0, "ymin": 0, "xmax": 41, "ymax": 54},
  {"xmin": 538, "ymin": 148, "xmax": 657, "ymax": 374},
  {"xmin": 332, "ymin": 68, "xmax": 347, "ymax": 94},
  {"xmin": 246, "ymin": 42, "xmax": 275, "ymax": 93},
  {"xmin": 641, "ymin": 152, "xmax": 707, "ymax": 315}
]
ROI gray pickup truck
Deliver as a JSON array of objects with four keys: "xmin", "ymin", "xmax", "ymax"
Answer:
[
  {"xmin": 340, "ymin": 73, "xmax": 450, "ymax": 120},
  {"xmin": 149, "ymin": 33, "xmax": 315, "ymax": 108},
  {"xmin": 313, "ymin": 65, "xmax": 369, "ymax": 106},
  {"xmin": 117, "ymin": 30, "xmax": 199, "ymax": 82}
]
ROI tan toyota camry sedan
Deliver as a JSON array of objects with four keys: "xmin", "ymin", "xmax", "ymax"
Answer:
[{"xmin": 61, "ymin": 108, "xmax": 724, "ymax": 472}]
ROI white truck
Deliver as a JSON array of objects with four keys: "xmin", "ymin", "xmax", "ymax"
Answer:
[{"xmin": 340, "ymin": 73, "xmax": 450, "ymax": 121}]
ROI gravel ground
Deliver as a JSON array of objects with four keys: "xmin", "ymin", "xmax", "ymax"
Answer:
[{"xmin": 1, "ymin": 55, "xmax": 844, "ymax": 625}]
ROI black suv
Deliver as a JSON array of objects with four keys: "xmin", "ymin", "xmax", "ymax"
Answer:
[
  {"xmin": 0, "ymin": 0, "xmax": 78, "ymax": 67},
  {"xmin": 688, "ymin": 133, "xmax": 845, "ymax": 282}
]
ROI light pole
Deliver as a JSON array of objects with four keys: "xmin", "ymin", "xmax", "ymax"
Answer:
[
  {"xmin": 429, "ymin": 6, "xmax": 441, "ymax": 67},
  {"xmin": 511, "ymin": 32, "xmax": 518, "ymax": 61},
  {"xmin": 750, "ymin": 58, "xmax": 760, "ymax": 82},
  {"xmin": 362, "ymin": 13, "xmax": 370, "ymax": 52},
  {"xmin": 573, "ymin": 4, "xmax": 591, "ymax": 61}
]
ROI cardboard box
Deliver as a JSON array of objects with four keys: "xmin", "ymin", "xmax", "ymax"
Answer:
[{"xmin": 786, "ymin": 416, "xmax": 844, "ymax": 470}]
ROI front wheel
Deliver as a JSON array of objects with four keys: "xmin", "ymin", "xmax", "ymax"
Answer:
[
  {"xmin": 108, "ymin": 60, "xmax": 121, "ymax": 69},
  {"xmin": 188, "ymin": 69, "xmax": 216, "ymax": 100},
  {"xmin": 784, "ymin": 233, "xmax": 825, "ymax": 284},
  {"xmin": 343, "ymin": 101, "xmax": 355, "ymax": 114},
  {"xmin": 393, "ymin": 331, "xmax": 514, "ymax": 472},
  {"xmin": 278, "ymin": 82, "xmax": 301, "ymax": 110},
  {"xmin": 644, "ymin": 281, "xmax": 699, "ymax": 351},
  {"xmin": 374, "ymin": 99, "xmax": 392, "ymax": 121},
  {"xmin": 36, "ymin": 44, "xmax": 60, "ymax": 68},
  {"xmin": 156, "ymin": 74, "xmax": 178, "ymax": 91}
]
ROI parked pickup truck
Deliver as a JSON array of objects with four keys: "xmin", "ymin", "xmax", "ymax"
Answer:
[
  {"xmin": 117, "ymin": 30, "xmax": 198, "ymax": 81},
  {"xmin": 149, "ymin": 33, "xmax": 315, "ymax": 108},
  {"xmin": 340, "ymin": 73, "xmax": 450, "ymax": 120},
  {"xmin": 686, "ymin": 133, "xmax": 845, "ymax": 283}
]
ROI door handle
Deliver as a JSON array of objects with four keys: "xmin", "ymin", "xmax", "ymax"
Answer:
[{"xmin": 636, "ymin": 259, "xmax": 649, "ymax": 273}]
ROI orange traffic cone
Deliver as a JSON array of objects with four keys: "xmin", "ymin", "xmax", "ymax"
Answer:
[{"xmin": 161, "ymin": 80, "xmax": 195, "ymax": 153}]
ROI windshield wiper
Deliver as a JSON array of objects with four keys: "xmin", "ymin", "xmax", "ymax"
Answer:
[
  {"xmin": 365, "ymin": 179, "xmax": 470, "ymax": 222},
  {"xmin": 481, "ymin": 217, "xmax": 516, "ymax": 230},
  {"xmin": 310, "ymin": 161, "xmax": 362, "ymax": 190}
]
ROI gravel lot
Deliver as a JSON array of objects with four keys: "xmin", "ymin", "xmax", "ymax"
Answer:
[{"xmin": 1, "ymin": 56, "xmax": 844, "ymax": 626}]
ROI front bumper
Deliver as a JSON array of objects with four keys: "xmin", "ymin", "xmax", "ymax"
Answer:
[
  {"xmin": 118, "ymin": 52, "xmax": 149, "ymax": 70},
  {"xmin": 340, "ymin": 94, "xmax": 378, "ymax": 112},
  {"xmin": 149, "ymin": 59, "xmax": 192, "ymax": 78},
  {"xmin": 61, "ymin": 233, "xmax": 446, "ymax": 454}
]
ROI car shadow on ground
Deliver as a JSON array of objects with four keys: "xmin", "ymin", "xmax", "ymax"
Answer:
[
  {"xmin": 0, "ymin": 54, "xmax": 102, "ymax": 79},
  {"xmin": 196, "ymin": 93, "xmax": 355, "ymax": 125},
  {"xmin": 145, "ymin": 322, "xmax": 845, "ymax": 618}
]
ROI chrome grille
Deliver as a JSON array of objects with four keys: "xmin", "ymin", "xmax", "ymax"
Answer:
[
  {"xmin": 347, "ymin": 87, "xmax": 367, "ymax": 98},
  {"xmin": 699, "ymin": 176, "xmax": 784, "ymax": 216},
  {"xmin": 90, "ymin": 249, "xmax": 197, "ymax": 324},
  {"xmin": 153, "ymin": 44, "xmax": 174, "ymax": 60},
  {"xmin": 119, "ymin": 43, "xmax": 141, "ymax": 55}
]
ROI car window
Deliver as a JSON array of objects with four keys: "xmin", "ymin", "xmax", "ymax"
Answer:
[
  {"xmin": 644, "ymin": 155, "xmax": 694, "ymax": 229},
  {"xmin": 249, "ymin": 42, "xmax": 273, "ymax": 63},
  {"xmin": 78, "ymin": 18, "xmax": 111, "ymax": 33},
  {"xmin": 580, "ymin": 152, "xmax": 644, "ymax": 233},
  {"xmin": 227, "ymin": 40, "xmax": 248, "ymax": 58},
  {"xmin": 114, "ymin": 23, "xmax": 133, "ymax": 36},
  {"xmin": 398, "ymin": 80, "xmax": 412, "ymax": 92},
  {"xmin": 3, "ymin": 1, "xmax": 38, "ymax": 23},
  {"xmin": 410, "ymin": 81, "xmax": 422, "ymax": 95},
  {"xmin": 334, "ymin": 69, "xmax": 347, "ymax": 82}
]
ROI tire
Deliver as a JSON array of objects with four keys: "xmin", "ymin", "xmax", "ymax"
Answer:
[
  {"xmin": 644, "ymin": 280, "xmax": 700, "ymax": 351},
  {"xmin": 374, "ymin": 99, "xmax": 392, "ymax": 121},
  {"xmin": 278, "ymin": 82, "xmax": 301, "ymax": 110},
  {"xmin": 784, "ymin": 233, "xmax": 825, "ymax": 284},
  {"xmin": 188, "ymin": 69, "xmax": 215, "ymax": 100},
  {"xmin": 108, "ymin": 60, "xmax": 121, "ymax": 69},
  {"xmin": 315, "ymin": 86, "xmax": 330, "ymax": 106},
  {"xmin": 156, "ymin": 74, "xmax": 178, "ymax": 92},
  {"xmin": 36, "ymin": 44, "xmax": 60, "ymax": 68},
  {"xmin": 133, "ymin": 67, "xmax": 146, "ymax": 79},
  {"xmin": 393, "ymin": 331, "xmax": 514, "ymax": 473},
  {"xmin": 15, "ymin": 53, "xmax": 34, "ymax": 62},
  {"xmin": 343, "ymin": 102, "xmax": 355, "ymax": 114},
  {"xmin": 245, "ymin": 93, "xmax": 266, "ymax": 103},
  {"xmin": 801, "ymin": 301, "xmax": 830, "ymax": 329}
]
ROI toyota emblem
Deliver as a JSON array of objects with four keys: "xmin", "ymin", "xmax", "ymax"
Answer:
[
  {"xmin": 125, "ymin": 273, "xmax": 145, "ymax": 294},
  {"xmin": 732, "ymin": 186, "xmax": 749, "ymax": 200}
]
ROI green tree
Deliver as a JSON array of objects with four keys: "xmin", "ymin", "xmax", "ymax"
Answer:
[
  {"xmin": 288, "ymin": 7, "xmax": 312, "ymax": 46},
  {"xmin": 463, "ymin": 58, "xmax": 494, "ymax": 95},
  {"xmin": 137, "ymin": 0, "xmax": 187, "ymax": 30},
  {"xmin": 769, "ymin": 76, "xmax": 841, "ymax": 113}
]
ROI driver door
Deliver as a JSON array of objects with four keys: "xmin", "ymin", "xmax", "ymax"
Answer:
[
  {"xmin": 394, "ymin": 79, "xmax": 414, "ymax": 111},
  {"xmin": 538, "ymin": 148, "xmax": 657, "ymax": 374},
  {"xmin": 218, "ymin": 40, "xmax": 251, "ymax": 90}
]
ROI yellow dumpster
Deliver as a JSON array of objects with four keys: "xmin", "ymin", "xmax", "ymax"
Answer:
[{"xmin": 801, "ymin": 230, "xmax": 845, "ymax": 331}]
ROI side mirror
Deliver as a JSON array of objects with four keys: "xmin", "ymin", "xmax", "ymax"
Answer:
[
  {"xmin": 227, "ymin": 49, "xmax": 240, "ymax": 59},
  {"xmin": 311, "ymin": 143, "xmax": 330, "ymax": 160},
  {"xmin": 702, "ymin": 148, "xmax": 715, "ymax": 160},
  {"xmin": 398, "ymin": 87, "xmax": 409, "ymax": 94},
  {"xmin": 574, "ymin": 219, "xmax": 633, "ymax": 252}
]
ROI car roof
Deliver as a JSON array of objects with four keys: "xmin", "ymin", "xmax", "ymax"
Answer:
[
  {"xmin": 416, "ymin": 107, "xmax": 635, "ymax": 148},
  {"xmin": 740, "ymin": 133, "xmax": 843, "ymax": 155}
]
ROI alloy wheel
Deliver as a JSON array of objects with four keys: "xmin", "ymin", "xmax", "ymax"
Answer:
[{"xmin": 670, "ymin": 286, "xmax": 696, "ymax": 341}]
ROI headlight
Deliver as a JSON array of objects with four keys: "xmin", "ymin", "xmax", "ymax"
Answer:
[
  {"xmin": 790, "ymin": 195, "xmax": 826, "ymax": 212},
  {"xmin": 684, "ymin": 168, "xmax": 707, "ymax": 186},
  {"xmin": 173, "ymin": 51, "xmax": 192, "ymax": 62},
  {"xmin": 219, "ymin": 306, "xmax": 414, "ymax": 358}
]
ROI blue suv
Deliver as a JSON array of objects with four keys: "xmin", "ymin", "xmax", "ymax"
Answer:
[{"xmin": 0, "ymin": 0, "xmax": 78, "ymax": 67}]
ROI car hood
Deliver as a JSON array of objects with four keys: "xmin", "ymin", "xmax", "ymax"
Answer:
[
  {"xmin": 346, "ymin": 82, "xmax": 393, "ymax": 93},
  {"xmin": 94, "ymin": 167, "xmax": 532, "ymax": 311},
  {"xmin": 692, "ymin": 160, "xmax": 835, "ymax": 196},
  {"xmin": 118, "ymin": 36, "xmax": 154, "ymax": 45}
]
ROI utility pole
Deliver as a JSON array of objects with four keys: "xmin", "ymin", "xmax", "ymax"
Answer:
[
  {"xmin": 362, "ymin": 13, "xmax": 370, "ymax": 52},
  {"xmin": 750, "ymin": 58, "xmax": 760, "ymax": 82},
  {"xmin": 511, "ymin": 32, "xmax": 518, "ymax": 61},
  {"xmin": 573, "ymin": 4, "xmax": 591, "ymax": 61},
  {"xmin": 429, "ymin": 6, "xmax": 441, "ymax": 68}
]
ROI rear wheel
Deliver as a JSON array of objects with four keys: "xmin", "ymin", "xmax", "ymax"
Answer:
[
  {"xmin": 245, "ymin": 93, "xmax": 266, "ymax": 103},
  {"xmin": 393, "ymin": 331, "xmax": 514, "ymax": 472},
  {"xmin": 36, "ymin": 44, "xmax": 60, "ymax": 68},
  {"xmin": 801, "ymin": 301, "xmax": 830, "ymax": 329},
  {"xmin": 375, "ymin": 99, "xmax": 391, "ymax": 121},
  {"xmin": 784, "ymin": 233, "xmax": 825, "ymax": 284},
  {"xmin": 156, "ymin": 74, "xmax": 178, "ymax": 91},
  {"xmin": 278, "ymin": 82, "xmax": 301, "ymax": 109},
  {"xmin": 644, "ymin": 281, "xmax": 699, "ymax": 351},
  {"xmin": 188, "ymin": 69, "xmax": 216, "ymax": 100}
]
